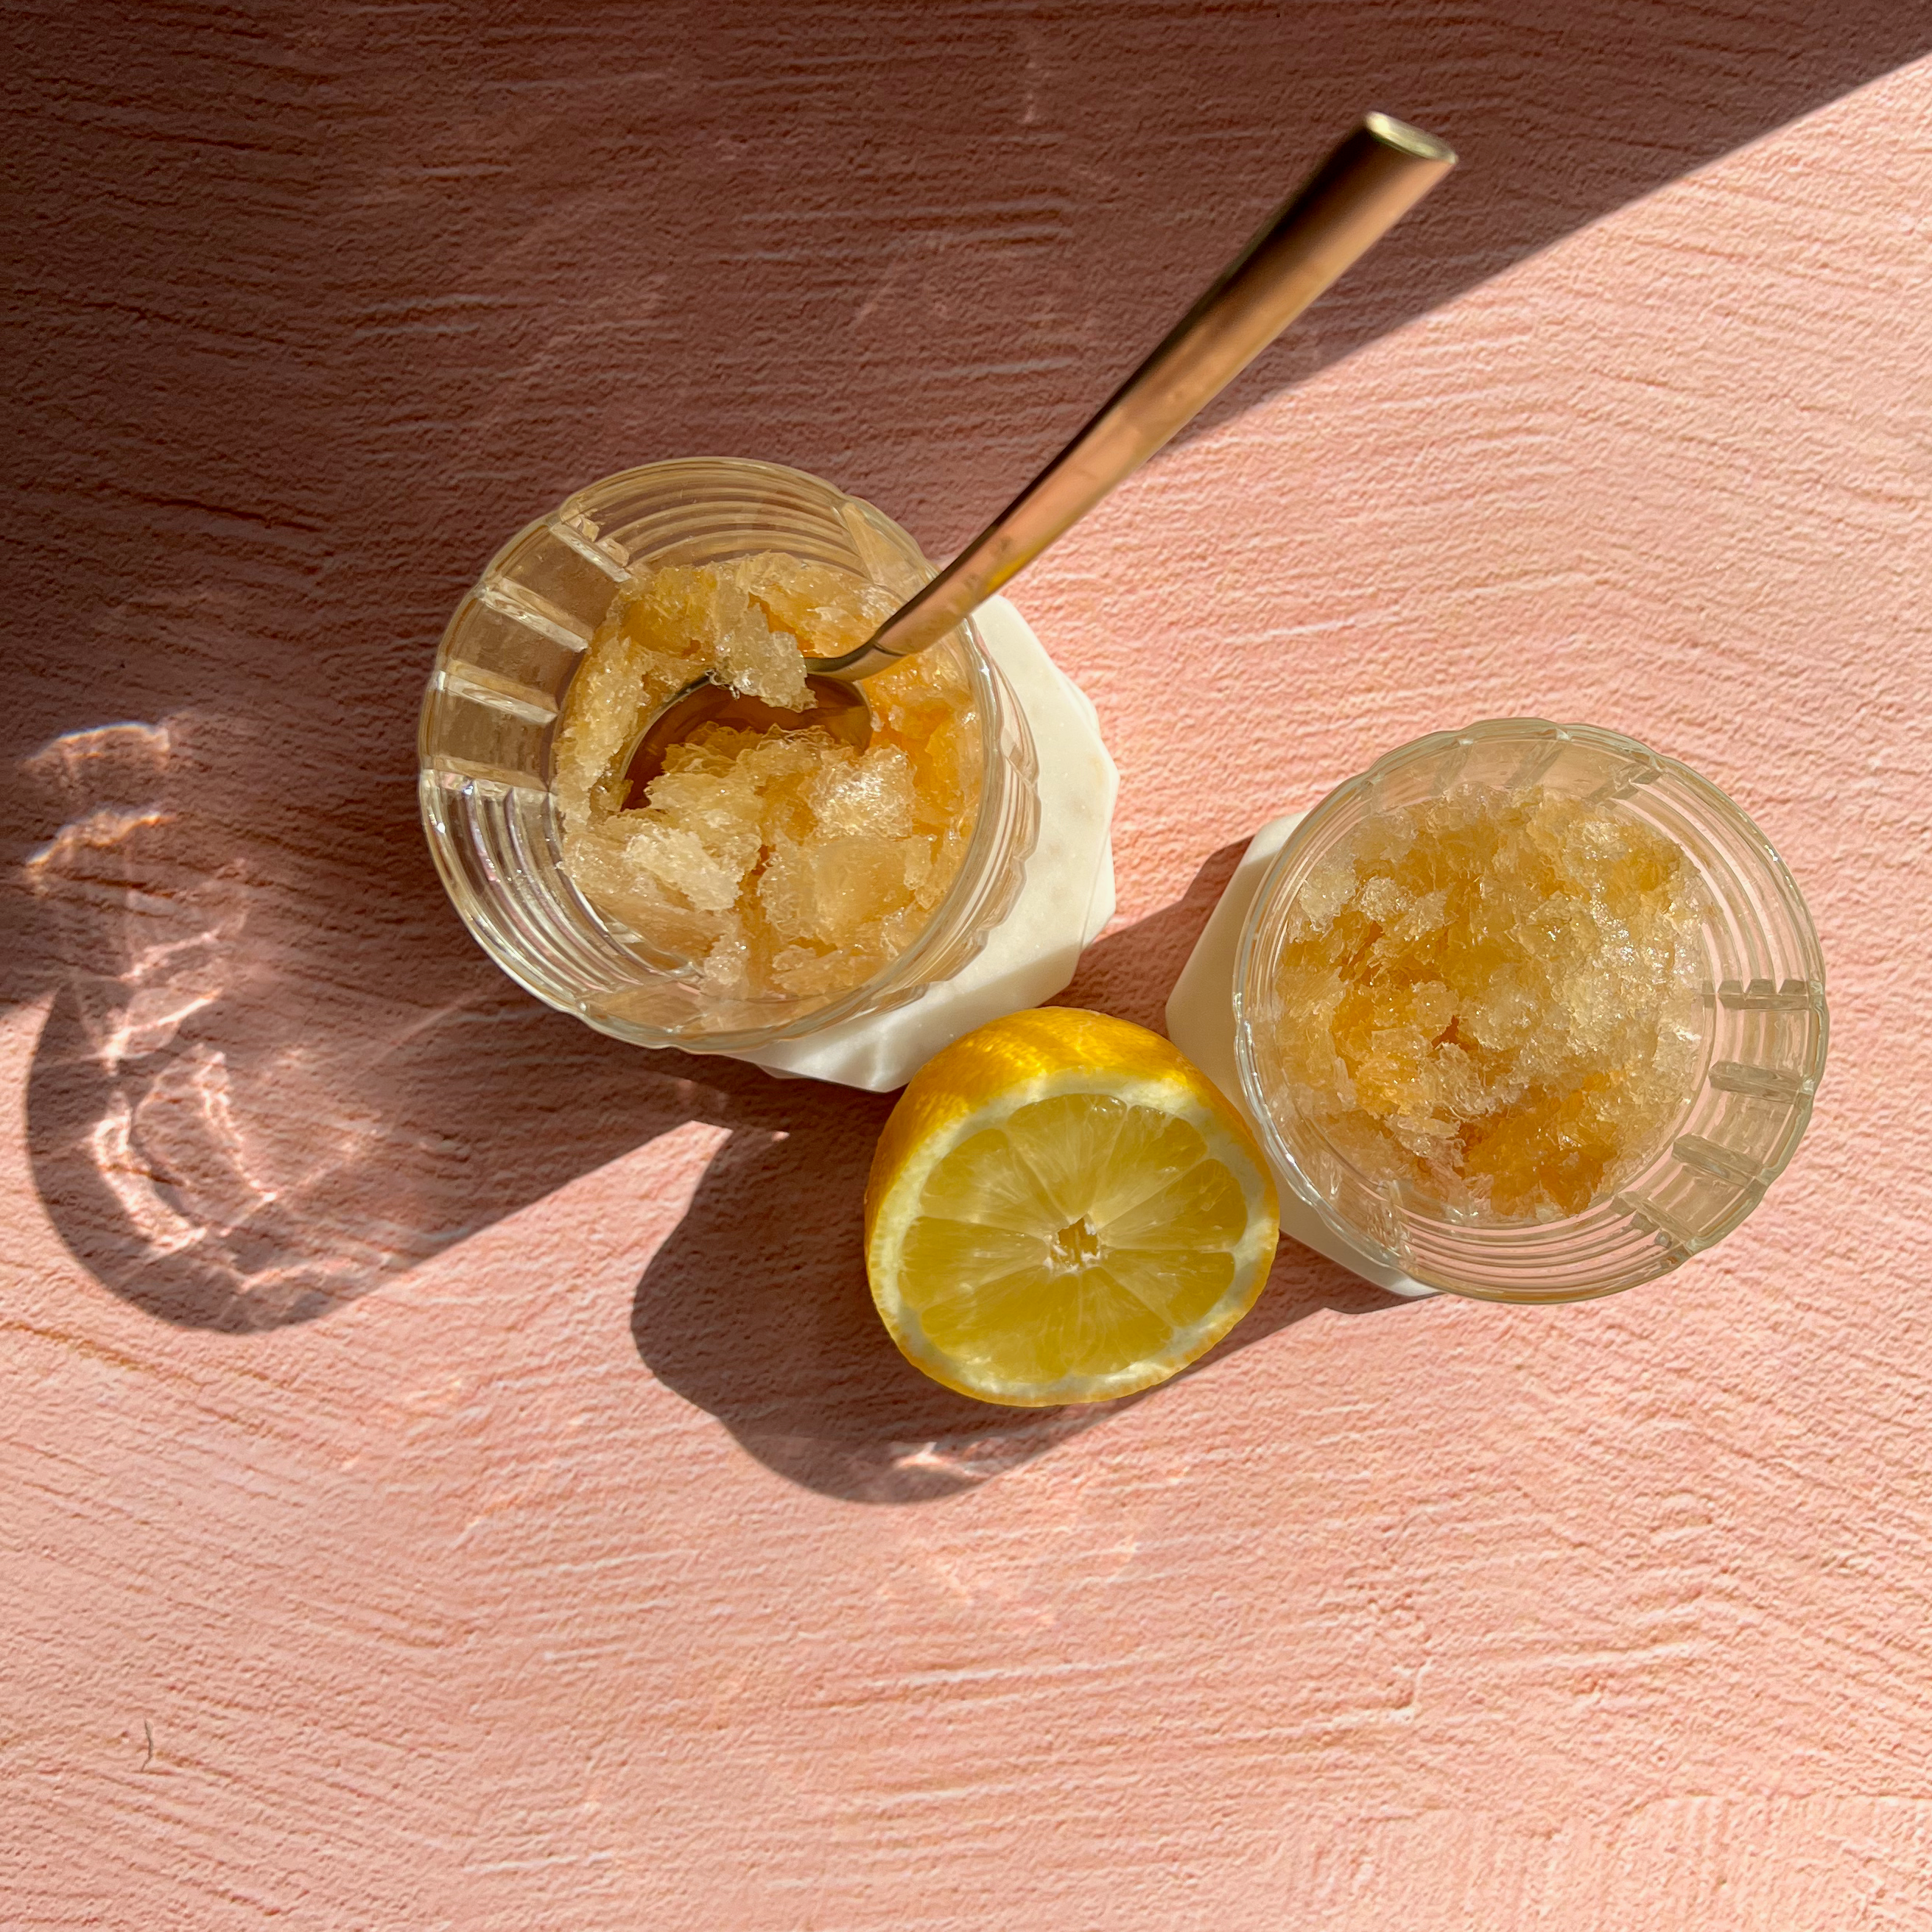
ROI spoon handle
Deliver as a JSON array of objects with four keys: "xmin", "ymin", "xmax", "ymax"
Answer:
[{"xmin": 818, "ymin": 113, "xmax": 1456, "ymax": 680}]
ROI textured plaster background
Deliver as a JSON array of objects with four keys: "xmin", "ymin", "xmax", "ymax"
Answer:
[{"xmin": 5, "ymin": 3, "xmax": 1932, "ymax": 1925}]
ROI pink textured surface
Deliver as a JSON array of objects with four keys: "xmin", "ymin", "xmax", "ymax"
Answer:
[{"xmin": 6, "ymin": 5, "xmax": 1932, "ymax": 1925}]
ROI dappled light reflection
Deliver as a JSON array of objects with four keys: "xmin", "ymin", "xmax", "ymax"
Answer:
[
  {"xmin": 26, "ymin": 717, "xmax": 457, "ymax": 1324},
  {"xmin": 18, "ymin": 703, "xmax": 751, "ymax": 1333}
]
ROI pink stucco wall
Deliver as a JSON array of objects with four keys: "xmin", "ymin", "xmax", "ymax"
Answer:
[{"xmin": 6, "ymin": 4, "xmax": 1932, "ymax": 1925}]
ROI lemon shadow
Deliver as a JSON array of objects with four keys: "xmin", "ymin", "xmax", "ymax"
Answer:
[{"xmin": 628, "ymin": 843, "xmax": 1419, "ymax": 1505}]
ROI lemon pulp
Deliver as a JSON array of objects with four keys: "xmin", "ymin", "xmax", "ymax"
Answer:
[{"xmin": 866, "ymin": 1009, "xmax": 1279, "ymax": 1406}]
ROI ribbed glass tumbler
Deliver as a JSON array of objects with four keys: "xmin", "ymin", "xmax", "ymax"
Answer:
[
  {"xmin": 1234, "ymin": 718, "xmax": 1827, "ymax": 1302},
  {"xmin": 418, "ymin": 458, "xmax": 1039, "ymax": 1054}
]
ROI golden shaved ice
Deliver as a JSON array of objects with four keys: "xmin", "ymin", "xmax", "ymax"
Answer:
[
  {"xmin": 552, "ymin": 552, "xmax": 981, "ymax": 1002},
  {"xmin": 1260, "ymin": 785, "xmax": 1708, "ymax": 1222}
]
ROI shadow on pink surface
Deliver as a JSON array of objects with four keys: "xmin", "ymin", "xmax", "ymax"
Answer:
[
  {"xmin": 23, "ymin": 781, "xmax": 1408, "ymax": 1500},
  {"xmin": 3, "ymin": 2, "xmax": 1919, "ymax": 1472},
  {"xmin": 21, "ymin": 772, "xmax": 1411, "ymax": 1496},
  {"xmin": 18, "ymin": 737, "xmax": 1256, "ymax": 1332},
  {"xmin": 625, "ymin": 842, "xmax": 1409, "ymax": 1504},
  {"xmin": 630, "ymin": 1156, "xmax": 1401, "ymax": 1506}
]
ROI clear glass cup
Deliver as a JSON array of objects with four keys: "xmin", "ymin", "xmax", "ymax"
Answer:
[
  {"xmin": 418, "ymin": 459, "xmax": 1039, "ymax": 1052},
  {"xmin": 1234, "ymin": 718, "xmax": 1828, "ymax": 1302}
]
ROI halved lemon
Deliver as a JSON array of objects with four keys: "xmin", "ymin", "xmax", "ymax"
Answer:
[{"xmin": 865, "ymin": 1008, "xmax": 1280, "ymax": 1407}]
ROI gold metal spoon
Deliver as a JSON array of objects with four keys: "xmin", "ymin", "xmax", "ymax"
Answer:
[{"xmin": 625, "ymin": 112, "xmax": 1455, "ymax": 801}]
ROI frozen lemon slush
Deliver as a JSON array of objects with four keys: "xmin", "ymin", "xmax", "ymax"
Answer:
[{"xmin": 552, "ymin": 552, "xmax": 980, "ymax": 1005}]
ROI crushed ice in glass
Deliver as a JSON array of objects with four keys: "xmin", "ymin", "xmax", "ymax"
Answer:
[
  {"xmin": 552, "ymin": 552, "xmax": 981, "ymax": 1002},
  {"xmin": 1262, "ymin": 784, "xmax": 1708, "ymax": 1221}
]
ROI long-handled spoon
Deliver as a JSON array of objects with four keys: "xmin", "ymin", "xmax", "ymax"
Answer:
[{"xmin": 625, "ymin": 112, "xmax": 1455, "ymax": 800}]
